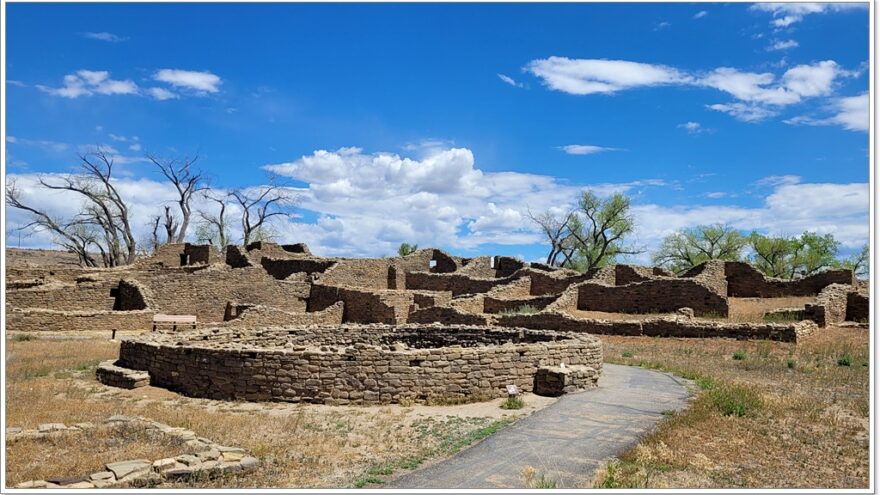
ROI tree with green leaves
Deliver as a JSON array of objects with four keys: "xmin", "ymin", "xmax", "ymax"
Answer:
[
  {"xmin": 749, "ymin": 231, "xmax": 840, "ymax": 279},
  {"xmin": 397, "ymin": 242, "xmax": 419, "ymax": 256},
  {"xmin": 652, "ymin": 224, "xmax": 747, "ymax": 274},
  {"xmin": 531, "ymin": 190, "xmax": 640, "ymax": 272},
  {"xmin": 835, "ymin": 243, "xmax": 869, "ymax": 279}
]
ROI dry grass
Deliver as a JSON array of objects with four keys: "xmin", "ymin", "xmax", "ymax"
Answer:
[
  {"xmin": 4, "ymin": 336, "xmax": 529, "ymax": 488},
  {"xmin": 6, "ymin": 423, "xmax": 189, "ymax": 486},
  {"xmin": 594, "ymin": 326, "xmax": 869, "ymax": 489}
]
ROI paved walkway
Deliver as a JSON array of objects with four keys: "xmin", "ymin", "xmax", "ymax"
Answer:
[{"xmin": 388, "ymin": 364, "xmax": 693, "ymax": 489}]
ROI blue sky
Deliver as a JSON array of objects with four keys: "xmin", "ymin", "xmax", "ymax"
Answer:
[{"xmin": 4, "ymin": 2, "xmax": 870, "ymax": 262}]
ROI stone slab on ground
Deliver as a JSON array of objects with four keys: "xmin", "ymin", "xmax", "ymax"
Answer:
[{"xmin": 388, "ymin": 363, "xmax": 693, "ymax": 489}]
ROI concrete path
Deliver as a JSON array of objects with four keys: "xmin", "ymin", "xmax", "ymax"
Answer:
[{"xmin": 388, "ymin": 364, "xmax": 693, "ymax": 489}]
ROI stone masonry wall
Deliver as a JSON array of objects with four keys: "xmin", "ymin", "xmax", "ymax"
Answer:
[
  {"xmin": 576, "ymin": 279, "xmax": 729, "ymax": 317},
  {"xmin": 6, "ymin": 279, "xmax": 119, "ymax": 312},
  {"xmin": 7, "ymin": 308, "xmax": 155, "ymax": 333},
  {"xmin": 307, "ymin": 284, "xmax": 414, "ymax": 324},
  {"xmin": 220, "ymin": 302, "xmax": 344, "ymax": 328},
  {"xmin": 117, "ymin": 325, "xmax": 603, "ymax": 405},
  {"xmin": 497, "ymin": 311, "xmax": 814, "ymax": 342},
  {"xmin": 139, "ymin": 266, "xmax": 310, "ymax": 322},
  {"xmin": 724, "ymin": 262, "xmax": 854, "ymax": 297}
]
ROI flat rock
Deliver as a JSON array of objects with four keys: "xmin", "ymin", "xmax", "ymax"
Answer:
[
  {"xmin": 196, "ymin": 448, "xmax": 221, "ymax": 461},
  {"xmin": 106, "ymin": 459, "xmax": 151, "ymax": 479},
  {"xmin": 175, "ymin": 454, "xmax": 201, "ymax": 466},
  {"xmin": 163, "ymin": 468, "xmax": 195, "ymax": 480},
  {"xmin": 106, "ymin": 414, "xmax": 134, "ymax": 423},
  {"xmin": 38, "ymin": 423, "xmax": 67, "ymax": 433},
  {"xmin": 152, "ymin": 458, "xmax": 183, "ymax": 472},
  {"xmin": 89, "ymin": 471, "xmax": 115, "ymax": 481},
  {"xmin": 240, "ymin": 456, "xmax": 260, "ymax": 471},
  {"xmin": 46, "ymin": 475, "xmax": 88, "ymax": 485},
  {"xmin": 64, "ymin": 481, "xmax": 95, "ymax": 489},
  {"xmin": 220, "ymin": 451, "xmax": 245, "ymax": 462},
  {"xmin": 6, "ymin": 427, "xmax": 22, "ymax": 434}
]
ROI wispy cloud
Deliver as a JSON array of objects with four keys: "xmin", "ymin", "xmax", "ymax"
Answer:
[
  {"xmin": 153, "ymin": 69, "xmax": 222, "ymax": 94},
  {"xmin": 784, "ymin": 92, "xmax": 868, "ymax": 132},
  {"xmin": 526, "ymin": 57, "xmax": 691, "ymax": 95},
  {"xmin": 36, "ymin": 70, "xmax": 138, "ymax": 98},
  {"xmin": 558, "ymin": 144, "xmax": 620, "ymax": 155},
  {"xmin": 497, "ymin": 73, "xmax": 524, "ymax": 88},
  {"xmin": 766, "ymin": 39, "xmax": 799, "ymax": 51},
  {"xmin": 146, "ymin": 87, "xmax": 178, "ymax": 100},
  {"xmin": 654, "ymin": 20, "xmax": 672, "ymax": 31},
  {"xmin": 693, "ymin": 10, "xmax": 708, "ymax": 19},
  {"xmin": 750, "ymin": 3, "xmax": 867, "ymax": 28},
  {"xmin": 81, "ymin": 31, "xmax": 128, "ymax": 42},
  {"xmin": 6, "ymin": 135, "xmax": 69, "ymax": 152},
  {"xmin": 678, "ymin": 121, "xmax": 705, "ymax": 134}
]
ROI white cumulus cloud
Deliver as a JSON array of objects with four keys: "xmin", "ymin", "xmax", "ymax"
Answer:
[
  {"xmin": 558, "ymin": 144, "xmax": 620, "ymax": 155},
  {"xmin": 36, "ymin": 70, "xmax": 138, "ymax": 98}
]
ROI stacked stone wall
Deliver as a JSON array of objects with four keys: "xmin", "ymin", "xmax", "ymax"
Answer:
[
  {"xmin": 6, "ymin": 279, "xmax": 119, "ymax": 312},
  {"xmin": 576, "ymin": 279, "xmax": 728, "ymax": 317},
  {"xmin": 117, "ymin": 325, "xmax": 602, "ymax": 405},
  {"xmin": 724, "ymin": 262, "xmax": 854, "ymax": 297},
  {"xmin": 846, "ymin": 292, "xmax": 869, "ymax": 322},
  {"xmin": 221, "ymin": 302, "xmax": 344, "ymax": 327},
  {"xmin": 7, "ymin": 308, "xmax": 155, "ymax": 333},
  {"xmin": 307, "ymin": 284, "xmax": 414, "ymax": 324}
]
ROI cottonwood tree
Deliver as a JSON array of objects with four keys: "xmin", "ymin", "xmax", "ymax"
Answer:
[
  {"xmin": 528, "ymin": 208, "xmax": 577, "ymax": 266},
  {"xmin": 531, "ymin": 190, "xmax": 641, "ymax": 272},
  {"xmin": 229, "ymin": 183, "xmax": 298, "ymax": 245},
  {"xmin": 6, "ymin": 151, "xmax": 138, "ymax": 267},
  {"xmin": 195, "ymin": 192, "xmax": 232, "ymax": 251},
  {"xmin": 836, "ymin": 243, "xmax": 869, "ymax": 279},
  {"xmin": 397, "ymin": 242, "xmax": 419, "ymax": 256},
  {"xmin": 6, "ymin": 179, "xmax": 101, "ymax": 267},
  {"xmin": 750, "ymin": 231, "xmax": 840, "ymax": 279},
  {"xmin": 652, "ymin": 224, "xmax": 747, "ymax": 274},
  {"xmin": 147, "ymin": 153, "xmax": 207, "ymax": 243}
]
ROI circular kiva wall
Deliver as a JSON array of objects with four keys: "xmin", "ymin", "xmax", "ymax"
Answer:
[{"xmin": 118, "ymin": 325, "xmax": 603, "ymax": 405}]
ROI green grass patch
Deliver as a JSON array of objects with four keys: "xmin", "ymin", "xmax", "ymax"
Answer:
[
  {"xmin": 500, "ymin": 396, "xmax": 525, "ymax": 410},
  {"xmin": 787, "ymin": 358, "xmax": 796, "ymax": 369},
  {"xmin": 732, "ymin": 350, "xmax": 747, "ymax": 361},
  {"xmin": 622, "ymin": 351, "xmax": 633, "ymax": 358},
  {"xmin": 706, "ymin": 383, "xmax": 762, "ymax": 417},
  {"xmin": 837, "ymin": 354, "xmax": 852, "ymax": 366}
]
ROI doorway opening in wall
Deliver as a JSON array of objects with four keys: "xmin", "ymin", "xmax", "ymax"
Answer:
[{"xmin": 180, "ymin": 254, "xmax": 190, "ymax": 266}]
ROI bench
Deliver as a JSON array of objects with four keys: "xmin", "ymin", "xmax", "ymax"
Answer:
[{"xmin": 152, "ymin": 314, "xmax": 197, "ymax": 332}]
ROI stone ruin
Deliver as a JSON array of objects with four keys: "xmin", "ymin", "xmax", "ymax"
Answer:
[{"xmin": 5, "ymin": 242, "xmax": 868, "ymax": 405}]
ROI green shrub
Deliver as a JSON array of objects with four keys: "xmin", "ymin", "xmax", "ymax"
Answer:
[
  {"xmin": 500, "ymin": 304, "xmax": 539, "ymax": 316},
  {"xmin": 837, "ymin": 354, "xmax": 852, "ymax": 366},
  {"xmin": 595, "ymin": 460, "xmax": 621, "ymax": 488},
  {"xmin": 11, "ymin": 334, "xmax": 33, "ymax": 342},
  {"xmin": 622, "ymin": 351, "xmax": 633, "ymax": 358},
  {"xmin": 708, "ymin": 383, "xmax": 762, "ymax": 417},
  {"xmin": 500, "ymin": 395, "xmax": 525, "ymax": 410},
  {"xmin": 786, "ymin": 358, "xmax": 796, "ymax": 369},
  {"xmin": 732, "ymin": 350, "xmax": 747, "ymax": 361}
]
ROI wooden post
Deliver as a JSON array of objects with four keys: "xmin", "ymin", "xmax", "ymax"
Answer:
[{"xmin": 111, "ymin": 329, "xmax": 117, "ymax": 340}]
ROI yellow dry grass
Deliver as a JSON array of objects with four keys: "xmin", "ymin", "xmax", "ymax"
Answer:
[
  {"xmin": 6, "ymin": 423, "xmax": 188, "ymax": 486},
  {"xmin": 4, "ymin": 336, "xmax": 524, "ymax": 488},
  {"xmin": 593, "ymin": 326, "xmax": 869, "ymax": 489}
]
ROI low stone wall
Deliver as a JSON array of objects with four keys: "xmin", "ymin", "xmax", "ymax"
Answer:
[
  {"xmin": 407, "ymin": 306, "xmax": 492, "ymax": 325},
  {"xmin": 7, "ymin": 279, "xmax": 119, "ymax": 312},
  {"xmin": 724, "ymin": 262, "xmax": 854, "ymax": 297},
  {"xmin": 220, "ymin": 302, "xmax": 344, "ymax": 327},
  {"xmin": 496, "ymin": 311, "xmax": 815, "ymax": 342},
  {"xmin": 405, "ymin": 272, "xmax": 515, "ymax": 296},
  {"xmin": 117, "ymin": 325, "xmax": 603, "ymax": 405},
  {"xmin": 307, "ymin": 284, "xmax": 414, "ymax": 324},
  {"xmin": 96, "ymin": 360, "xmax": 150, "ymax": 388},
  {"xmin": 6, "ymin": 308, "xmax": 155, "ymax": 333},
  {"xmin": 576, "ymin": 278, "xmax": 729, "ymax": 317},
  {"xmin": 483, "ymin": 295, "xmax": 559, "ymax": 314}
]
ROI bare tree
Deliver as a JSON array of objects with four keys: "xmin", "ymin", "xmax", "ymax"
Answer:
[
  {"xmin": 528, "ymin": 208, "xmax": 576, "ymax": 266},
  {"xmin": 196, "ymin": 192, "xmax": 231, "ymax": 249},
  {"xmin": 163, "ymin": 205, "xmax": 178, "ymax": 243},
  {"xmin": 10, "ymin": 151, "xmax": 138, "ymax": 266},
  {"xmin": 147, "ymin": 153, "xmax": 207, "ymax": 243},
  {"xmin": 229, "ymin": 184, "xmax": 297, "ymax": 245},
  {"xmin": 6, "ymin": 179, "xmax": 101, "ymax": 267},
  {"xmin": 148, "ymin": 215, "xmax": 162, "ymax": 254}
]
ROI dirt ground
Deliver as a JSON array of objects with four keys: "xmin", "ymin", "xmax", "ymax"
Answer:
[{"xmin": 4, "ymin": 334, "xmax": 555, "ymax": 488}]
